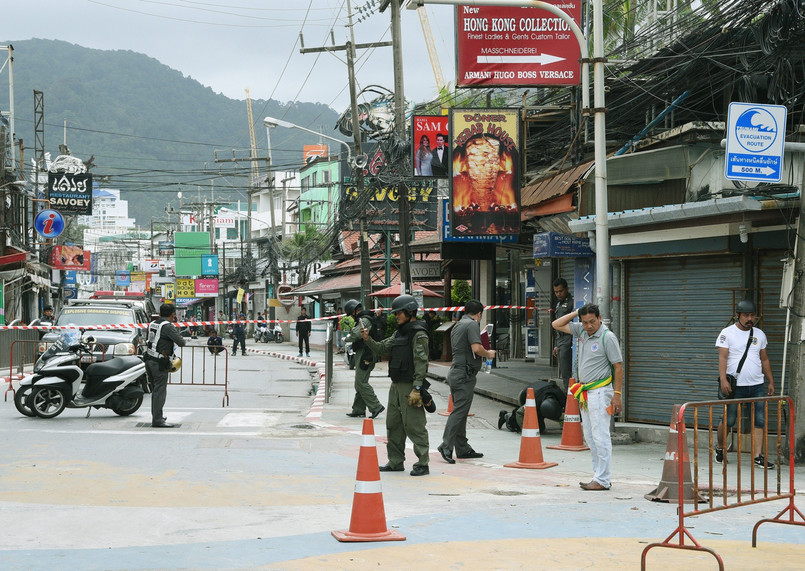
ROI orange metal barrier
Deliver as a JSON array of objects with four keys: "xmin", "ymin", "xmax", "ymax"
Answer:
[
  {"xmin": 169, "ymin": 345, "xmax": 229, "ymax": 406},
  {"xmin": 641, "ymin": 396, "xmax": 805, "ymax": 570}
]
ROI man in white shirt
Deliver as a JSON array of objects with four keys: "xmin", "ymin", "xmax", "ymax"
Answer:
[{"xmin": 715, "ymin": 300, "xmax": 776, "ymax": 468}]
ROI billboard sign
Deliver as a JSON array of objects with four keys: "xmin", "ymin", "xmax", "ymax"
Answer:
[
  {"xmin": 51, "ymin": 245, "xmax": 91, "ymax": 270},
  {"xmin": 47, "ymin": 172, "xmax": 93, "ymax": 215},
  {"xmin": 412, "ymin": 115, "xmax": 450, "ymax": 178},
  {"xmin": 449, "ymin": 109, "xmax": 521, "ymax": 237},
  {"xmin": 456, "ymin": 3, "xmax": 581, "ymax": 88},
  {"xmin": 533, "ymin": 231, "xmax": 593, "ymax": 258},
  {"xmin": 304, "ymin": 144, "xmax": 329, "ymax": 165}
]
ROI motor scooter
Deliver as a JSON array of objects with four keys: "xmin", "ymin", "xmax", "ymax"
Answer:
[
  {"xmin": 15, "ymin": 330, "xmax": 147, "ymax": 419},
  {"xmin": 257, "ymin": 323, "xmax": 284, "ymax": 343},
  {"xmin": 255, "ymin": 323, "xmax": 269, "ymax": 343}
]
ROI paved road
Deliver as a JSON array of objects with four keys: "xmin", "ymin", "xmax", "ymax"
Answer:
[{"xmin": 1, "ymin": 342, "xmax": 803, "ymax": 570}]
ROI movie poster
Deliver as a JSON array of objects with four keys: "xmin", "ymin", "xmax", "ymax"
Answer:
[
  {"xmin": 449, "ymin": 109, "xmax": 521, "ymax": 236},
  {"xmin": 412, "ymin": 115, "xmax": 450, "ymax": 178}
]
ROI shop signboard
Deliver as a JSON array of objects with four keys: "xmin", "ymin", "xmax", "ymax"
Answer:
[
  {"xmin": 456, "ymin": 3, "xmax": 581, "ymax": 88},
  {"xmin": 533, "ymin": 231, "xmax": 593, "ymax": 258}
]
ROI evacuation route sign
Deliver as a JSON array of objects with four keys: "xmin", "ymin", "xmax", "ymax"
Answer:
[{"xmin": 725, "ymin": 102, "xmax": 787, "ymax": 183}]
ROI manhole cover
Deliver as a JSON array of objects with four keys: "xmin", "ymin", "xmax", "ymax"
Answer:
[
  {"xmin": 486, "ymin": 490, "xmax": 526, "ymax": 496},
  {"xmin": 136, "ymin": 422, "xmax": 182, "ymax": 428},
  {"xmin": 290, "ymin": 423, "xmax": 316, "ymax": 430}
]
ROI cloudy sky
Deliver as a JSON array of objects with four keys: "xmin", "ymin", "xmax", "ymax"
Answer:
[{"xmin": 3, "ymin": 0, "xmax": 456, "ymax": 113}]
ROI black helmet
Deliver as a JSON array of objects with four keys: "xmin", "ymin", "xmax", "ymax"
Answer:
[
  {"xmin": 736, "ymin": 300, "xmax": 757, "ymax": 314},
  {"xmin": 344, "ymin": 299, "xmax": 361, "ymax": 316},
  {"xmin": 391, "ymin": 294, "xmax": 418, "ymax": 314},
  {"xmin": 539, "ymin": 395, "xmax": 563, "ymax": 422}
]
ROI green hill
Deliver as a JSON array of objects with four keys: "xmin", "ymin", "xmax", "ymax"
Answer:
[{"xmin": 0, "ymin": 39, "xmax": 342, "ymax": 226}]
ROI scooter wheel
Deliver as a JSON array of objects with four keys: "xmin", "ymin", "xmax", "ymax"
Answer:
[
  {"xmin": 112, "ymin": 394, "xmax": 144, "ymax": 416},
  {"xmin": 275, "ymin": 335, "xmax": 284, "ymax": 343},
  {"xmin": 14, "ymin": 385, "xmax": 35, "ymax": 417},
  {"xmin": 31, "ymin": 386, "xmax": 68, "ymax": 419}
]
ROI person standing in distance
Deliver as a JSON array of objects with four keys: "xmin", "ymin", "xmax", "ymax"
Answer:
[
  {"xmin": 232, "ymin": 313, "xmax": 247, "ymax": 356},
  {"xmin": 553, "ymin": 303, "xmax": 624, "ymax": 490},
  {"xmin": 715, "ymin": 300, "xmax": 776, "ymax": 468},
  {"xmin": 552, "ymin": 278, "xmax": 574, "ymax": 391},
  {"xmin": 344, "ymin": 299, "xmax": 384, "ymax": 419},
  {"xmin": 145, "ymin": 303, "xmax": 186, "ymax": 428},
  {"xmin": 361, "ymin": 294, "xmax": 431, "ymax": 476},
  {"xmin": 296, "ymin": 306, "xmax": 311, "ymax": 357},
  {"xmin": 438, "ymin": 299, "xmax": 495, "ymax": 464}
]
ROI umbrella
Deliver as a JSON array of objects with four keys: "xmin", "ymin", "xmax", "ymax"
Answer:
[{"xmin": 369, "ymin": 284, "xmax": 443, "ymax": 298}]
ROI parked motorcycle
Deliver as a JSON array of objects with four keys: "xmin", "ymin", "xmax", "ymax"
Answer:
[
  {"xmin": 255, "ymin": 323, "xmax": 269, "ymax": 343},
  {"xmin": 257, "ymin": 323, "xmax": 284, "ymax": 344},
  {"xmin": 343, "ymin": 340, "xmax": 356, "ymax": 370},
  {"xmin": 15, "ymin": 330, "xmax": 148, "ymax": 419}
]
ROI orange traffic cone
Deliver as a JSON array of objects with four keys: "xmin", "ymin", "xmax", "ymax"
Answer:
[
  {"xmin": 644, "ymin": 405, "xmax": 703, "ymax": 503},
  {"xmin": 505, "ymin": 388, "xmax": 558, "ymax": 470},
  {"xmin": 548, "ymin": 379, "xmax": 589, "ymax": 452},
  {"xmin": 332, "ymin": 418, "xmax": 406, "ymax": 542},
  {"xmin": 438, "ymin": 394, "xmax": 474, "ymax": 417}
]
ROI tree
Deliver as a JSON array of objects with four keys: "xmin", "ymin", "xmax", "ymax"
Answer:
[
  {"xmin": 278, "ymin": 224, "xmax": 331, "ymax": 286},
  {"xmin": 451, "ymin": 279, "xmax": 471, "ymax": 305}
]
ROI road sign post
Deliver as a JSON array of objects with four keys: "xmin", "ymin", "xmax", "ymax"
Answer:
[{"xmin": 725, "ymin": 102, "xmax": 787, "ymax": 183}]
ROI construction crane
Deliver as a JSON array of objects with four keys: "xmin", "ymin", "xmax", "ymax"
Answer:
[
  {"xmin": 245, "ymin": 88, "xmax": 260, "ymax": 188},
  {"xmin": 416, "ymin": 6, "xmax": 445, "ymax": 90}
]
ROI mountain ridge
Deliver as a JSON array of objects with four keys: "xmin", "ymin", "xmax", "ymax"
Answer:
[{"xmin": 0, "ymin": 38, "xmax": 342, "ymax": 227}]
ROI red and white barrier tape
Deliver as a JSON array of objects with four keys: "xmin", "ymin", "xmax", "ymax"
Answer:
[{"xmin": 0, "ymin": 305, "xmax": 542, "ymax": 331}]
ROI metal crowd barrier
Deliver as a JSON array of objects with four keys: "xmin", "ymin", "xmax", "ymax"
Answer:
[
  {"xmin": 642, "ymin": 395, "xmax": 805, "ymax": 570},
  {"xmin": 170, "ymin": 345, "xmax": 230, "ymax": 406}
]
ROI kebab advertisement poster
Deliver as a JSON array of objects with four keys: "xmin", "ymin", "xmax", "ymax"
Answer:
[{"xmin": 449, "ymin": 109, "xmax": 520, "ymax": 237}]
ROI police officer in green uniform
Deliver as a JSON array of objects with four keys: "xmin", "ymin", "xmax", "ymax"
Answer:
[
  {"xmin": 344, "ymin": 299, "xmax": 385, "ymax": 419},
  {"xmin": 361, "ymin": 294, "xmax": 431, "ymax": 476}
]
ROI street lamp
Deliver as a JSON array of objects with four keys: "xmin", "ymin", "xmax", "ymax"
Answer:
[{"xmin": 264, "ymin": 117, "xmax": 353, "ymax": 164}]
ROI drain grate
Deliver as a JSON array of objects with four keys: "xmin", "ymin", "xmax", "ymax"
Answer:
[
  {"xmin": 136, "ymin": 422, "xmax": 182, "ymax": 428},
  {"xmin": 289, "ymin": 423, "xmax": 316, "ymax": 430}
]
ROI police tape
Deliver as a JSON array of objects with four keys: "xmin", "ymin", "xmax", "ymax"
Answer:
[{"xmin": 0, "ymin": 305, "xmax": 544, "ymax": 331}]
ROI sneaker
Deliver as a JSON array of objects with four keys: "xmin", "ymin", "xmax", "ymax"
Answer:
[
  {"xmin": 754, "ymin": 454, "xmax": 775, "ymax": 469},
  {"xmin": 714, "ymin": 448, "xmax": 724, "ymax": 464},
  {"xmin": 298, "ymin": 353, "xmax": 302, "ymax": 357},
  {"xmin": 306, "ymin": 353, "xmax": 310, "ymax": 357}
]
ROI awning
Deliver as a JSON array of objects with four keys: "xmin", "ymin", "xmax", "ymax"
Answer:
[
  {"xmin": 521, "ymin": 160, "xmax": 594, "ymax": 210},
  {"xmin": 521, "ymin": 193, "xmax": 574, "ymax": 219},
  {"xmin": 568, "ymin": 195, "xmax": 764, "ymax": 232}
]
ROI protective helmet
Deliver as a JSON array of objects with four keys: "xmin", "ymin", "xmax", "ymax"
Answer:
[
  {"xmin": 169, "ymin": 355, "xmax": 182, "ymax": 373},
  {"xmin": 539, "ymin": 395, "xmax": 563, "ymax": 422},
  {"xmin": 343, "ymin": 299, "xmax": 361, "ymax": 316},
  {"xmin": 736, "ymin": 300, "xmax": 757, "ymax": 314},
  {"xmin": 391, "ymin": 294, "xmax": 418, "ymax": 314}
]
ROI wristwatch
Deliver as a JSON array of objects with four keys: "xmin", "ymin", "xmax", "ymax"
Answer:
[{"xmin": 414, "ymin": 385, "xmax": 421, "ymax": 391}]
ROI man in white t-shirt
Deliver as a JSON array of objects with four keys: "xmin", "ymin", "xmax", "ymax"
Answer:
[{"xmin": 715, "ymin": 300, "xmax": 775, "ymax": 468}]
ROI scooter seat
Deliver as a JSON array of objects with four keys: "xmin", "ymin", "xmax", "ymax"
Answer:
[{"xmin": 85, "ymin": 356, "xmax": 143, "ymax": 378}]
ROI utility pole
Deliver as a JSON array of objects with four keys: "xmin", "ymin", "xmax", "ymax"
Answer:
[
  {"xmin": 390, "ymin": 0, "xmax": 412, "ymax": 295},
  {"xmin": 300, "ymin": 4, "xmax": 391, "ymax": 306}
]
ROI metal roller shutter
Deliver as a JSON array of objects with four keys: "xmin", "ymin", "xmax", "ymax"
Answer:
[
  {"xmin": 758, "ymin": 251, "xmax": 787, "ymax": 388},
  {"xmin": 758, "ymin": 251, "xmax": 788, "ymax": 434},
  {"xmin": 626, "ymin": 255, "xmax": 743, "ymax": 424}
]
